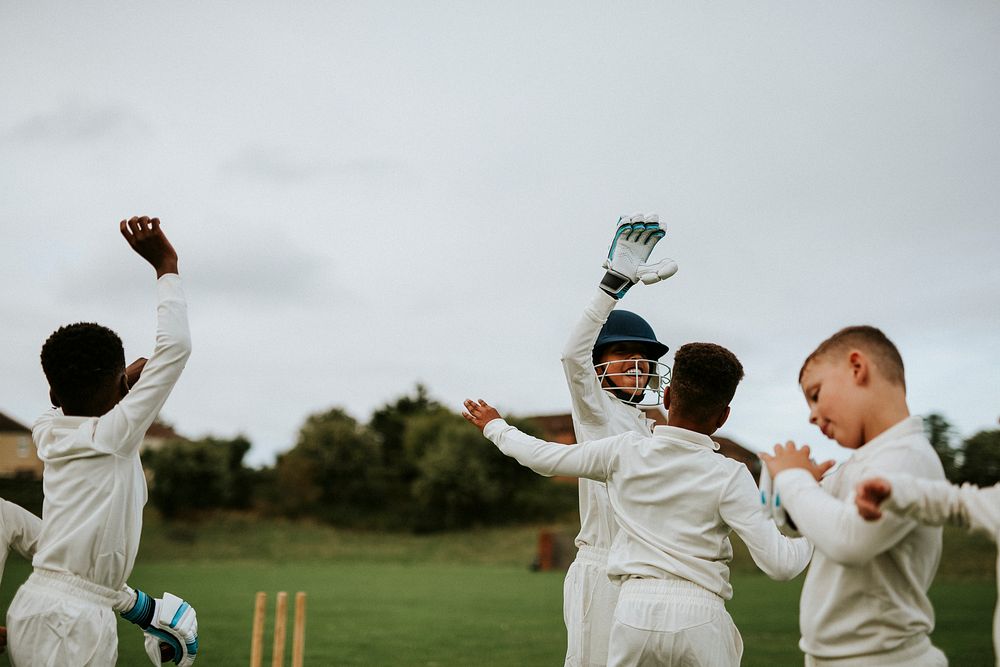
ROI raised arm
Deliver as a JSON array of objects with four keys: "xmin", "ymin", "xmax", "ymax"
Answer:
[
  {"xmin": 97, "ymin": 218, "xmax": 191, "ymax": 456},
  {"xmin": 562, "ymin": 213, "xmax": 677, "ymax": 426},
  {"xmin": 561, "ymin": 290, "xmax": 618, "ymax": 426},
  {"xmin": 858, "ymin": 474, "xmax": 1000, "ymax": 540},
  {"xmin": 463, "ymin": 399, "xmax": 621, "ymax": 481},
  {"xmin": 719, "ymin": 467, "xmax": 812, "ymax": 580}
]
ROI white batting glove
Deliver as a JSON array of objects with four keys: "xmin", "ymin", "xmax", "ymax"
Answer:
[
  {"xmin": 758, "ymin": 461, "xmax": 800, "ymax": 538},
  {"xmin": 600, "ymin": 213, "xmax": 677, "ymax": 299},
  {"xmin": 143, "ymin": 593, "xmax": 199, "ymax": 666}
]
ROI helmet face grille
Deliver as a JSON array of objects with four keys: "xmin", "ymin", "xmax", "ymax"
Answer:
[{"xmin": 594, "ymin": 359, "xmax": 672, "ymax": 408}]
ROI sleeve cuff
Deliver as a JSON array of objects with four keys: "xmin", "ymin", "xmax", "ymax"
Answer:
[
  {"xmin": 482, "ymin": 418, "xmax": 510, "ymax": 444},
  {"xmin": 157, "ymin": 273, "xmax": 185, "ymax": 298},
  {"xmin": 774, "ymin": 468, "xmax": 819, "ymax": 497}
]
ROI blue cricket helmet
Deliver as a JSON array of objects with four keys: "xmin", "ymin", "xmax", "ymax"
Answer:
[{"xmin": 593, "ymin": 310, "xmax": 669, "ymax": 360}]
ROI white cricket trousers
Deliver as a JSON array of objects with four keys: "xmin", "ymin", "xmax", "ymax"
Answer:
[
  {"xmin": 564, "ymin": 546, "xmax": 619, "ymax": 667},
  {"xmin": 6, "ymin": 570, "xmax": 120, "ymax": 667},
  {"xmin": 803, "ymin": 635, "xmax": 948, "ymax": 667},
  {"xmin": 607, "ymin": 576, "xmax": 743, "ymax": 667}
]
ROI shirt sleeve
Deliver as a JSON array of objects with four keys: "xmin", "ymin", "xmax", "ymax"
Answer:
[
  {"xmin": 885, "ymin": 474, "xmax": 1000, "ymax": 541},
  {"xmin": 96, "ymin": 274, "xmax": 192, "ymax": 457},
  {"xmin": 775, "ymin": 466, "xmax": 918, "ymax": 566},
  {"xmin": 483, "ymin": 419, "xmax": 621, "ymax": 481},
  {"xmin": 560, "ymin": 290, "xmax": 618, "ymax": 427},
  {"xmin": 0, "ymin": 499, "xmax": 40, "ymax": 561},
  {"xmin": 719, "ymin": 466, "xmax": 813, "ymax": 580}
]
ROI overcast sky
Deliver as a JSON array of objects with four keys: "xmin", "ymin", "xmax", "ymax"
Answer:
[{"xmin": 2, "ymin": 1, "xmax": 998, "ymax": 466}]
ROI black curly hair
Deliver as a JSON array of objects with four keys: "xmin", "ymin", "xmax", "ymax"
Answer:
[
  {"xmin": 40, "ymin": 322, "xmax": 125, "ymax": 410},
  {"xmin": 670, "ymin": 342, "xmax": 744, "ymax": 423}
]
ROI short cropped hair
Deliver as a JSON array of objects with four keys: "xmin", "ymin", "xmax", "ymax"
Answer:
[
  {"xmin": 670, "ymin": 343, "xmax": 744, "ymax": 423},
  {"xmin": 799, "ymin": 325, "xmax": 905, "ymax": 388},
  {"xmin": 41, "ymin": 323, "xmax": 125, "ymax": 405}
]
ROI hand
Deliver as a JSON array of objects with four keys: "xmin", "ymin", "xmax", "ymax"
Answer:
[
  {"xmin": 462, "ymin": 399, "xmax": 502, "ymax": 431},
  {"xmin": 125, "ymin": 358, "xmax": 148, "ymax": 389},
  {"xmin": 760, "ymin": 441, "xmax": 835, "ymax": 482},
  {"xmin": 144, "ymin": 593, "xmax": 198, "ymax": 667},
  {"xmin": 600, "ymin": 213, "xmax": 676, "ymax": 299},
  {"xmin": 120, "ymin": 216, "xmax": 179, "ymax": 278},
  {"xmin": 855, "ymin": 477, "xmax": 892, "ymax": 521}
]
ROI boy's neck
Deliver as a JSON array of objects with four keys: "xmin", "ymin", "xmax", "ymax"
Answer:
[
  {"xmin": 666, "ymin": 414, "xmax": 716, "ymax": 437},
  {"xmin": 859, "ymin": 392, "xmax": 911, "ymax": 446}
]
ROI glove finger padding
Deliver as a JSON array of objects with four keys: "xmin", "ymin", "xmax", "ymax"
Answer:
[{"xmin": 147, "ymin": 593, "xmax": 199, "ymax": 666}]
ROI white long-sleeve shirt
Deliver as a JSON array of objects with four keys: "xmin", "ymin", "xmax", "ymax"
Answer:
[
  {"xmin": 484, "ymin": 419, "xmax": 812, "ymax": 598},
  {"xmin": 0, "ymin": 499, "xmax": 40, "ymax": 585},
  {"xmin": 561, "ymin": 290, "xmax": 653, "ymax": 551},
  {"xmin": 882, "ymin": 474, "xmax": 1000, "ymax": 665},
  {"xmin": 774, "ymin": 416, "xmax": 945, "ymax": 660},
  {"xmin": 32, "ymin": 274, "xmax": 191, "ymax": 590}
]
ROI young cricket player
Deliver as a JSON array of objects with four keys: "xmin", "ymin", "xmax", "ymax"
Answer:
[
  {"xmin": 6, "ymin": 217, "xmax": 198, "ymax": 666},
  {"xmin": 0, "ymin": 497, "xmax": 192, "ymax": 664},
  {"xmin": 855, "ymin": 475, "xmax": 1000, "ymax": 665},
  {"xmin": 464, "ymin": 342, "xmax": 812, "ymax": 666},
  {"xmin": 762, "ymin": 325, "xmax": 948, "ymax": 666},
  {"xmin": 560, "ymin": 212, "xmax": 677, "ymax": 666}
]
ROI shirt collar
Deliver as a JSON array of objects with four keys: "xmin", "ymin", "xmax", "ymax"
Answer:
[
  {"xmin": 652, "ymin": 425, "xmax": 720, "ymax": 451},
  {"xmin": 852, "ymin": 415, "xmax": 924, "ymax": 461}
]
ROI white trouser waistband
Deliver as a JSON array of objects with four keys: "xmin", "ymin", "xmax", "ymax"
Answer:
[
  {"xmin": 619, "ymin": 576, "xmax": 725, "ymax": 609},
  {"xmin": 574, "ymin": 545, "xmax": 610, "ymax": 566},
  {"xmin": 27, "ymin": 569, "xmax": 122, "ymax": 608}
]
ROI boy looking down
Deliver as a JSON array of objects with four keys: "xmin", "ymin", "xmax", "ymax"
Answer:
[{"xmin": 763, "ymin": 326, "xmax": 947, "ymax": 666}]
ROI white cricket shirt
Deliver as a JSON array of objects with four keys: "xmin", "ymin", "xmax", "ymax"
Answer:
[
  {"xmin": 0, "ymin": 499, "xmax": 40, "ymax": 584},
  {"xmin": 883, "ymin": 474, "xmax": 1000, "ymax": 665},
  {"xmin": 561, "ymin": 290, "xmax": 653, "ymax": 551},
  {"xmin": 31, "ymin": 274, "xmax": 190, "ymax": 590},
  {"xmin": 774, "ymin": 416, "xmax": 945, "ymax": 660},
  {"xmin": 484, "ymin": 420, "xmax": 812, "ymax": 598}
]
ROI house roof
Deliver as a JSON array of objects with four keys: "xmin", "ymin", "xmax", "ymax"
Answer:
[{"xmin": 0, "ymin": 412, "xmax": 29, "ymax": 433}]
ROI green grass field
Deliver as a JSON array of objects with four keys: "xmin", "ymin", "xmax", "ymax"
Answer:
[{"xmin": 0, "ymin": 515, "xmax": 995, "ymax": 665}]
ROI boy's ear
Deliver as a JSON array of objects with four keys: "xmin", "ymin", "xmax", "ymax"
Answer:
[
  {"xmin": 848, "ymin": 350, "xmax": 870, "ymax": 386},
  {"xmin": 715, "ymin": 405, "xmax": 731, "ymax": 430},
  {"xmin": 662, "ymin": 386, "xmax": 672, "ymax": 410}
]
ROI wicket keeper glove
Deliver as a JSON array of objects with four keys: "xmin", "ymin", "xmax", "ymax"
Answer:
[
  {"xmin": 120, "ymin": 588, "xmax": 199, "ymax": 666},
  {"xmin": 600, "ymin": 213, "xmax": 678, "ymax": 299}
]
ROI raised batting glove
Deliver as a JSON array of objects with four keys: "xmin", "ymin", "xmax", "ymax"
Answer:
[
  {"xmin": 600, "ymin": 213, "xmax": 677, "ymax": 299},
  {"xmin": 122, "ymin": 589, "xmax": 198, "ymax": 666}
]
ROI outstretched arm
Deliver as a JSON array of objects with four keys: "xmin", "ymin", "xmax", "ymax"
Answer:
[
  {"xmin": 857, "ymin": 474, "xmax": 1000, "ymax": 541},
  {"xmin": 463, "ymin": 399, "xmax": 621, "ymax": 481}
]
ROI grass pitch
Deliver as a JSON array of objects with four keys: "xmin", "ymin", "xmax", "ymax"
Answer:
[{"xmin": 0, "ymin": 516, "xmax": 995, "ymax": 665}]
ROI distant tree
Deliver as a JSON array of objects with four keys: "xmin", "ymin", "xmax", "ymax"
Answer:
[
  {"xmin": 405, "ymin": 411, "xmax": 576, "ymax": 531},
  {"xmin": 147, "ymin": 435, "xmax": 253, "ymax": 519},
  {"xmin": 274, "ymin": 408, "xmax": 384, "ymax": 525},
  {"xmin": 957, "ymin": 430, "xmax": 1000, "ymax": 487},
  {"xmin": 924, "ymin": 413, "xmax": 960, "ymax": 481},
  {"xmin": 369, "ymin": 384, "xmax": 441, "ymax": 510}
]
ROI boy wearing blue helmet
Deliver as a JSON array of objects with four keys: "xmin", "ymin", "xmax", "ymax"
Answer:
[{"xmin": 558, "ymin": 214, "xmax": 677, "ymax": 666}]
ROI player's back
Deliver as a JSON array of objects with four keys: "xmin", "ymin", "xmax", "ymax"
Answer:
[{"xmin": 604, "ymin": 425, "xmax": 754, "ymax": 599}]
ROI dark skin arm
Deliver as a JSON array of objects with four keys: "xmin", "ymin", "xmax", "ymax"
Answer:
[{"xmin": 120, "ymin": 216, "xmax": 179, "ymax": 278}]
